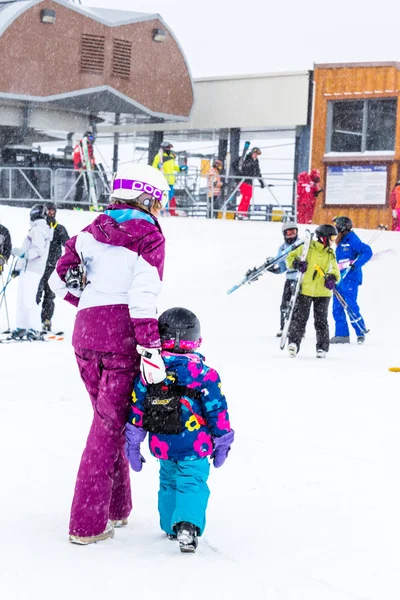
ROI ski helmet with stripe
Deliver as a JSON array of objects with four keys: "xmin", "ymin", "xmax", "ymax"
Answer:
[
  {"xmin": 30, "ymin": 204, "xmax": 48, "ymax": 222},
  {"xmin": 282, "ymin": 221, "xmax": 298, "ymax": 243},
  {"xmin": 112, "ymin": 164, "xmax": 170, "ymax": 208}
]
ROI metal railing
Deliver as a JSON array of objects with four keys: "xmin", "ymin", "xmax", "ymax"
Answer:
[{"xmin": 0, "ymin": 165, "xmax": 296, "ymax": 222}]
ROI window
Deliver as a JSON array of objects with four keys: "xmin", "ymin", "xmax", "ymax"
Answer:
[{"xmin": 326, "ymin": 98, "xmax": 397, "ymax": 153}]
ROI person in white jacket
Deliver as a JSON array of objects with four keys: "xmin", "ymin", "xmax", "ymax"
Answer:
[{"xmin": 11, "ymin": 204, "xmax": 52, "ymax": 340}]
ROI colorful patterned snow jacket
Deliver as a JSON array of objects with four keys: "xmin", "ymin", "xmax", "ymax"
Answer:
[{"xmin": 128, "ymin": 351, "xmax": 232, "ymax": 462}]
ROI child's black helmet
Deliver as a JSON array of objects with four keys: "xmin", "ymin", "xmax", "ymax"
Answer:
[
  {"xmin": 30, "ymin": 204, "xmax": 48, "ymax": 221},
  {"xmin": 315, "ymin": 224, "xmax": 337, "ymax": 247},
  {"xmin": 159, "ymin": 307, "xmax": 201, "ymax": 353},
  {"xmin": 334, "ymin": 216, "xmax": 353, "ymax": 232}
]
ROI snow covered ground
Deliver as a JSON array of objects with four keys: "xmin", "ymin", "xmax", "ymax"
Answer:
[{"xmin": 1, "ymin": 205, "xmax": 400, "ymax": 600}]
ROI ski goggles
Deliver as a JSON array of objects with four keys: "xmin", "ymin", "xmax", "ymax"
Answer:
[
  {"xmin": 112, "ymin": 178, "xmax": 169, "ymax": 207},
  {"xmin": 284, "ymin": 228, "xmax": 297, "ymax": 237},
  {"xmin": 161, "ymin": 338, "xmax": 202, "ymax": 352}
]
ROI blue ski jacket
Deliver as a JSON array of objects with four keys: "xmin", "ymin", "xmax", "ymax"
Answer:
[
  {"xmin": 276, "ymin": 241, "xmax": 298, "ymax": 280},
  {"xmin": 336, "ymin": 231, "xmax": 372, "ymax": 288}
]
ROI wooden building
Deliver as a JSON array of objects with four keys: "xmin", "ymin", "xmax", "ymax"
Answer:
[{"xmin": 311, "ymin": 62, "xmax": 400, "ymax": 229}]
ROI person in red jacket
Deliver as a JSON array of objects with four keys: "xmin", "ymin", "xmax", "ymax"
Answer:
[
  {"xmin": 296, "ymin": 169, "xmax": 323, "ymax": 224},
  {"xmin": 390, "ymin": 180, "xmax": 400, "ymax": 231},
  {"xmin": 72, "ymin": 131, "xmax": 96, "ymax": 206}
]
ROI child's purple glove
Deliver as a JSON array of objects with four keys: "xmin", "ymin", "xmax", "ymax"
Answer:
[
  {"xmin": 125, "ymin": 423, "xmax": 147, "ymax": 472},
  {"xmin": 324, "ymin": 273, "xmax": 337, "ymax": 290},
  {"xmin": 211, "ymin": 430, "xmax": 235, "ymax": 468}
]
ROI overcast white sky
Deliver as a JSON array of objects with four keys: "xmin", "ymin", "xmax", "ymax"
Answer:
[{"xmin": 86, "ymin": 0, "xmax": 399, "ymax": 78}]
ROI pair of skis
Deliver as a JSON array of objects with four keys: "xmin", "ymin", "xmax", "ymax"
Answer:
[
  {"xmin": 227, "ymin": 229, "xmax": 313, "ymax": 351},
  {"xmin": 226, "ymin": 236, "xmax": 306, "ymax": 294},
  {"xmin": 0, "ymin": 330, "xmax": 64, "ymax": 344},
  {"xmin": 279, "ymin": 230, "xmax": 312, "ymax": 350}
]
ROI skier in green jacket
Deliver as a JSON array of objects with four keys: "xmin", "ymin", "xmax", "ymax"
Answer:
[{"xmin": 286, "ymin": 224, "xmax": 340, "ymax": 358}]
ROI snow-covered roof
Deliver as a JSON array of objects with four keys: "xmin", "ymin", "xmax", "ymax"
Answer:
[{"xmin": 0, "ymin": 0, "xmax": 160, "ymax": 34}]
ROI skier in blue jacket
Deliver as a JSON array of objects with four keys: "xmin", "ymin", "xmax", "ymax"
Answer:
[
  {"xmin": 268, "ymin": 222, "xmax": 299, "ymax": 337},
  {"xmin": 330, "ymin": 216, "xmax": 372, "ymax": 344}
]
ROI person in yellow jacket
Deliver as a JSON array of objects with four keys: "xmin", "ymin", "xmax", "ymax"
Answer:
[
  {"xmin": 286, "ymin": 224, "xmax": 340, "ymax": 358},
  {"xmin": 152, "ymin": 141, "xmax": 187, "ymax": 212}
]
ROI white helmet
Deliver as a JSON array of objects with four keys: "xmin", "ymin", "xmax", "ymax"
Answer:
[{"xmin": 112, "ymin": 164, "xmax": 170, "ymax": 207}]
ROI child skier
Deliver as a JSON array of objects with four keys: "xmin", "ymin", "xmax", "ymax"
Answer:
[
  {"xmin": 11, "ymin": 204, "xmax": 52, "ymax": 340},
  {"xmin": 125, "ymin": 307, "xmax": 234, "ymax": 553},
  {"xmin": 267, "ymin": 222, "xmax": 299, "ymax": 336},
  {"xmin": 330, "ymin": 216, "xmax": 372, "ymax": 344},
  {"xmin": 286, "ymin": 224, "xmax": 340, "ymax": 358}
]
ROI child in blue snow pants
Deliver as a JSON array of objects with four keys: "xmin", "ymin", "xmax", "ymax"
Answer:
[
  {"xmin": 332, "ymin": 285, "xmax": 367, "ymax": 338},
  {"xmin": 159, "ymin": 459, "xmax": 210, "ymax": 536},
  {"xmin": 125, "ymin": 307, "xmax": 234, "ymax": 552}
]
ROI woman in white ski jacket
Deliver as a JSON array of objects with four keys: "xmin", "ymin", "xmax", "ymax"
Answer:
[{"xmin": 11, "ymin": 204, "xmax": 52, "ymax": 339}]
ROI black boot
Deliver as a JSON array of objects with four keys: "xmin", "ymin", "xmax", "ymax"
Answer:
[{"xmin": 175, "ymin": 522, "xmax": 199, "ymax": 553}]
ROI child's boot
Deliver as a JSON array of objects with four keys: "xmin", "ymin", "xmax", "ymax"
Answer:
[
  {"xmin": 176, "ymin": 522, "xmax": 199, "ymax": 553},
  {"xmin": 288, "ymin": 342, "xmax": 298, "ymax": 357},
  {"xmin": 316, "ymin": 349, "xmax": 327, "ymax": 359}
]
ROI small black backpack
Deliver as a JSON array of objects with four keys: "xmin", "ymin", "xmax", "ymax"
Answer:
[{"xmin": 143, "ymin": 375, "xmax": 202, "ymax": 435}]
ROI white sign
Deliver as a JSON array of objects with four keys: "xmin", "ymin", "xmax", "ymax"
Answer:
[{"xmin": 325, "ymin": 165, "xmax": 387, "ymax": 206}]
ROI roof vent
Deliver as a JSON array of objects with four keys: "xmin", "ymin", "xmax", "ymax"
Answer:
[
  {"xmin": 80, "ymin": 34, "xmax": 105, "ymax": 74},
  {"xmin": 112, "ymin": 39, "xmax": 132, "ymax": 79}
]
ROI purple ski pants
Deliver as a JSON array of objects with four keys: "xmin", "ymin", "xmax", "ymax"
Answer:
[{"xmin": 69, "ymin": 348, "xmax": 139, "ymax": 537}]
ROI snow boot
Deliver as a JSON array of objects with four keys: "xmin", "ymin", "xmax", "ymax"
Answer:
[
  {"xmin": 42, "ymin": 319, "xmax": 52, "ymax": 332},
  {"xmin": 69, "ymin": 521, "xmax": 114, "ymax": 545},
  {"xmin": 10, "ymin": 328, "xmax": 26, "ymax": 340},
  {"xmin": 316, "ymin": 349, "xmax": 326, "ymax": 359},
  {"xmin": 330, "ymin": 336, "xmax": 350, "ymax": 344},
  {"xmin": 176, "ymin": 522, "xmax": 199, "ymax": 553},
  {"xmin": 110, "ymin": 518, "xmax": 128, "ymax": 528},
  {"xmin": 25, "ymin": 329, "xmax": 42, "ymax": 341},
  {"xmin": 276, "ymin": 330, "xmax": 283, "ymax": 338},
  {"xmin": 357, "ymin": 336, "xmax": 365, "ymax": 344},
  {"xmin": 288, "ymin": 342, "xmax": 298, "ymax": 357}
]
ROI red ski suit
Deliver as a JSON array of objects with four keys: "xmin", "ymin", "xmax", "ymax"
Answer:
[{"xmin": 296, "ymin": 170, "xmax": 321, "ymax": 224}]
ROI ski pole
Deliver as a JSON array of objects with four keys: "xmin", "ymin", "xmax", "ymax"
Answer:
[
  {"xmin": 333, "ymin": 289, "xmax": 369, "ymax": 335},
  {"xmin": 0, "ymin": 256, "xmax": 15, "ymax": 298},
  {"xmin": 0, "ymin": 272, "xmax": 10, "ymax": 332}
]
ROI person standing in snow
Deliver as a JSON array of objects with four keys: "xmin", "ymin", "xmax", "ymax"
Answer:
[
  {"xmin": 296, "ymin": 169, "xmax": 323, "ymax": 224},
  {"xmin": 125, "ymin": 307, "xmax": 234, "ymax": 553},
  {"xmin": 36, "ymin": 202, "xmax": 69, "ymax": 332},
  {"xmin": 10, "ymin": 204, "xmax": 52, "ymax": 340},
  {"xmin": 266, "ymin": 222, "xmax": 299, "ymax": 336},
  {"xmin": 50, "ymin": 164, "xmax": 170, "ymax": 545},
  {"xmin": 390, "ymin": 180, "xmax": 400, "ymax": 231},
  {"xmin": 236, "ymin": 147, "xmax": 265, "ymax": 219},
  {"xmin": 0, "ymin": 222, "xmax": 12, "ymax": 273},
  {"xmin": 72, "ymin": 130, "xmax": 96, "ymax": 207},
  {"xmin": 286, "ymin": 224, "xmax": 340, "ymax": 358},
  {"xmin": 207, "ymin": 158, "xmax": 224, "ymax": 217},
  {"xmin": 330, "ymin": 216, "xmax": 372, "ymax": 345},
  {"xmin": 152, "ymin": 141, "xmax": 187, "ymax": 213}
]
